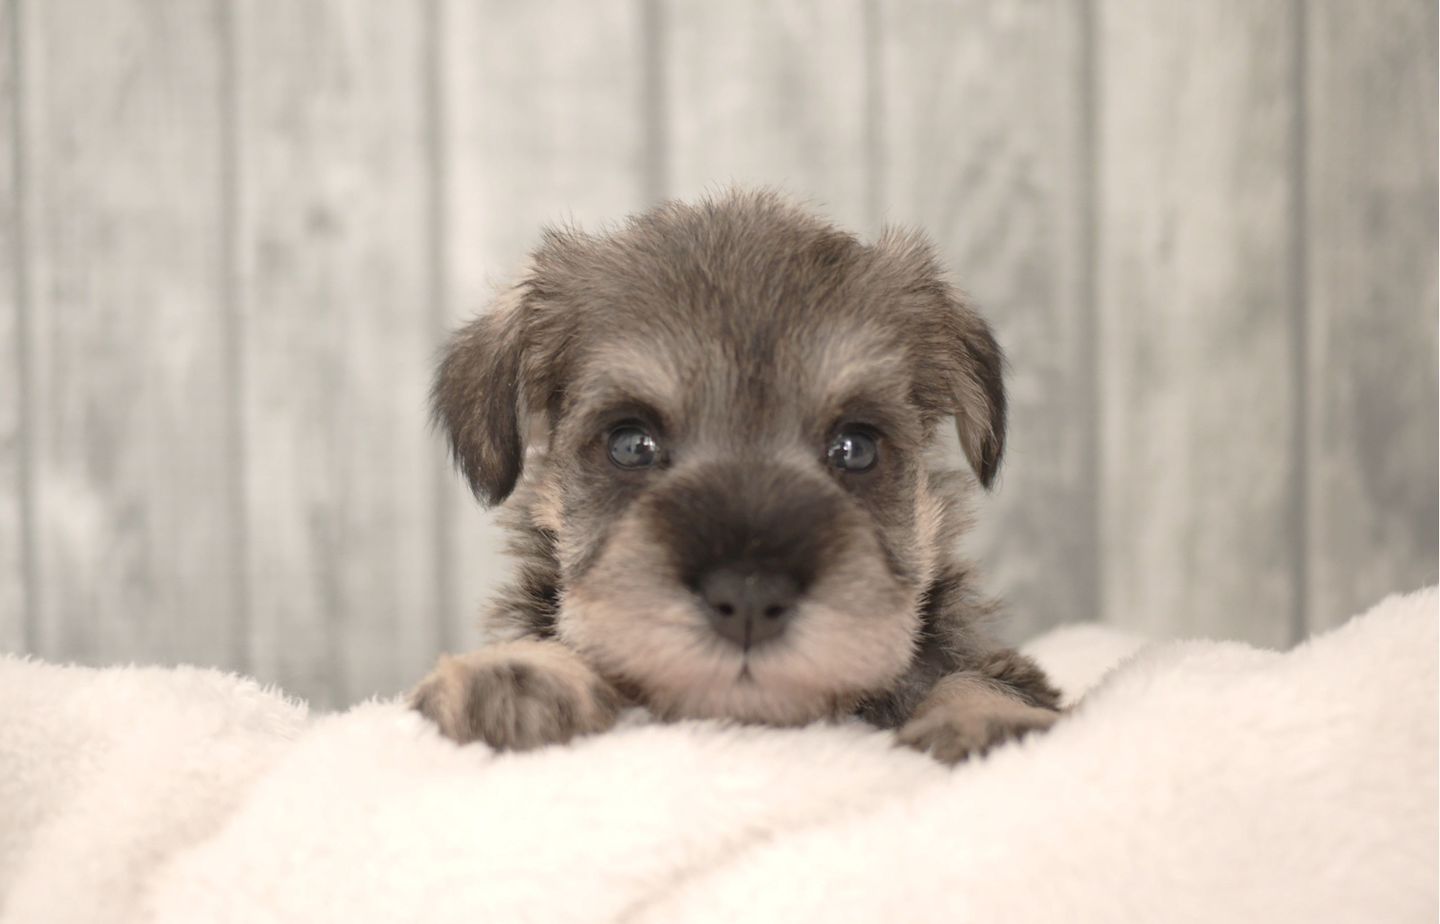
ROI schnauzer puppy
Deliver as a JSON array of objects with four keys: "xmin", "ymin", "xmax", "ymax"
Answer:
[{"xmin": 411, "ymin": 190, "xmax": 1062, "ymax": 764}]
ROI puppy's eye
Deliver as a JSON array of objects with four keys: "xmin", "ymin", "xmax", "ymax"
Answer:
[
  {"xmin": 827, "ymin": 429, "xmax": 878, "ymax": 473},
  {"xmin": 608, "ymin": 425, "xmax": 660, "ymax": 469}
]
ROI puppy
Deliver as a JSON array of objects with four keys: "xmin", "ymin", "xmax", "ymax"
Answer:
[{"xmin": 411, "ymin": 190, "xmax": 1062, "ymax": 764}]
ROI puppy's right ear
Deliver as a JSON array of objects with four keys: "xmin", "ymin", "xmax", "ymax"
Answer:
[{"xmin": 432, "ymin": 283, "xmax": 530, "ymax": 506}]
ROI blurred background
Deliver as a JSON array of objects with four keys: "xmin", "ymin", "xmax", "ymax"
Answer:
[{"xmin": 0, "ymin": 0, "xmax": 1434, "ymax": 708}]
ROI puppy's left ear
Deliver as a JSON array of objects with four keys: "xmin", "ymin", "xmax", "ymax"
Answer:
[
  {"xmin": 946, "ymin": 305, "xmax": 1007, "ymax": 489},
  {"xmin": 878, "ymin": 230, "xmax": 1007, "ymax": 489},
  {"xmin": 920, "ymin": 286, "xmax": 1007, "ymax": 490}
]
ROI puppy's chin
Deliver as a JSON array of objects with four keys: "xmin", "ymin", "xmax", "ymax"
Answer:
[{"xmin": 556, "ymin": 514, "xmax": 922, "ymax": 725}]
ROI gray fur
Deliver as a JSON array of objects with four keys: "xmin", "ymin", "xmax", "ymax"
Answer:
[{"xmin": 414, "ymin": 189, "xmax": 1060, "ymax": 763}]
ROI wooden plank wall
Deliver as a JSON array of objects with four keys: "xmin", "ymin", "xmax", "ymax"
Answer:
[
  {"xmin": 0, "ymin": 0, "xmax": 1434, "ymax": 706},
  {"xmin": 234, "ymin": 0, "xmax": 439, "ymax": 707},
  {"xmin": 1, "ymin": 0, "xmax": 24, "ymax": 654},
  {"xmin": 1097, "ymin": 0, "xmax": 1303, "ymax": 647},
  {"xmin": 16, "ymin": 0, "xmax": 241, "ymax": 671},
  {"xmin": 1305, "ymin": 0, "xmax": 1439, "ymax": 630}
]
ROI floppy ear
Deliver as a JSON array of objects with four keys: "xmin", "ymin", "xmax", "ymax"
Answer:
[
  {"xmin": 947, "ymin": 307, "xmax": 1007, "ymax": 489},
  {"xmin": 432, "ymin": 282, "xmax": 530, "ymax": 505},
  {"xmin": 874, "ymin": 229, "xmax": 1007, "ymax": 488}
]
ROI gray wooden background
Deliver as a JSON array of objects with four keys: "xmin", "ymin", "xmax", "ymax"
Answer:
[{"xmin": 1, "ymin": 0, "xmax": 1435, "ymax": 708}]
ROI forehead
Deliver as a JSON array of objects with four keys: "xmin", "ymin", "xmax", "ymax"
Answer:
[
  {"xmin": 569, "ymin": 313, "xmax": 909, "ymax": 430},
  {"xmin": 534, "ymin": 196, "xmax": 932, "ymax": 438}
]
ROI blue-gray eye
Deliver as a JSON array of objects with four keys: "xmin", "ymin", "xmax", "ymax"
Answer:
[
  {"xmin": 827, "ymin": 430, "xmax": 878, "ymax": 472},
  {"xmin": 608, "ymin": 425, "xmax": 659, "ymax": 469}
]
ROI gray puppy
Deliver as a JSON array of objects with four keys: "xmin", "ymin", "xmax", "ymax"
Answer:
[{"xmin": 411, "ymin": 190, "xmax": 1061, "ymax": 764}]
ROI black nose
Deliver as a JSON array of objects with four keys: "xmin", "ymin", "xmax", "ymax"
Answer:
[{"xmin": 699, "ymin": 567, "xmax": 798, "ymax": 649}]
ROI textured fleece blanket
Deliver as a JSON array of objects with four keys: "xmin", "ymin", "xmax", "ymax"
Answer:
[{"xmin": 1, "ymin": 589, "xmax": 1434, "ymax": 924}]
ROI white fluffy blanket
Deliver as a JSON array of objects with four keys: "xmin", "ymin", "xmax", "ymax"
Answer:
[{"xmin": 1, "ymin": 590, "xmax": 1435, "ymax": 924}]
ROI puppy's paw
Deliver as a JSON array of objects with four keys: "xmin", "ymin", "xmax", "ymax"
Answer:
[
  {"xmin": 410, "ymin": 640, "xmax": 623, "ymax": 751},
  {"xmin": 896, "ymin": 674, "xmax": 1060, "ymax": 764}
]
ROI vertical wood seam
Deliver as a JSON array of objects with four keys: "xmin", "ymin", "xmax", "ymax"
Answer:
[
  {"xmin": 1289, "ymin": 0, "xmax": 1309, "ymax": 645},
  {"xmin": 9, "ymin": 0, "xmax": 36, "ymax": 654},
  {"xmin": 641, "ymin": 0, "xmax": 668, "ymax": 203},
  {"xmin": 1080, "ymin": 0, "xmax": 1103, "ymax": 627},
  {"xmin": 219, "ymin": 0, "xmax": 250, "ymax": 675},
  {"xmin": 425, "ymin": 0, "xmax": 454, "ymax": 655},
  {"xmin": 862, "ymin": 0, "xmax": 883, "ymax": 236}
]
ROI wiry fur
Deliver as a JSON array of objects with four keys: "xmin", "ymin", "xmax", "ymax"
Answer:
[{"xmin": 413, "ymin": 190, "xmax": 1061, "ymax": 762}]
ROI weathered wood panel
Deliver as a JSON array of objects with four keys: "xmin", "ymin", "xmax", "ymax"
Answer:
[
  {"xmin": 1304, "ymin": 0, "xmax": 1439, "ymax": 630},
  {"xmin": 0, "ymin": 0, "xmax": 25, "ymax": 653},
  {"xmin": 19, "ymin": 0, "xmax": 239, "ymax": 666},
  {"xmin": 235, "ymin": 0, "xmax": 439, "ymax": 707},
  {"xmin": 662, "ymin": 0, "xmax": 870, "ymax": 232},
  {"xmin": 877, "ymin": 0, "xmax": 1094, "ymax": 643},
  {"xmin": 1096, "ymin": 0, "xmax": 1300, "ymax": 645},
  {"xmin": 2, "ymin": 0, "xmax": 1436, "ymax": 695},
  {"xmin": 438, "ymin": 0, "xmax": 650, "ymax": 652}
]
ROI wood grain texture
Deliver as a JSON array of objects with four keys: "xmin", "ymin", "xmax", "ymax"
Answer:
[
  {"xmin": 1096, "ymin": 0, "xmax": 1300, "ymax": 645},
  {"xmin": 6, "ymin": 0, "xmax": 1435, "ymax": 690},
  {"xmin": 17, "ymin": 0, "xmax": 240, "ymax": 666},
  {"xmin": 437, "ymin": 0, "xmax": 650, "ymax": 653},
  {"xmin": 662, "ymin": 0, "xmax": 870, "ymax": 231},
  {"xmin": 1304, "ymin": 0, "xmax": 1439, "ymax": 629},
  {"xmin": 236, "ymin": 0, "xmax": 438, "ymax": 706},
  {"xmin": 877, "ymin": 0, "xmax": 1094, "ymax": 643},
  {"xmin": 0, "ymin": 0, "xmax": 25, "ymax": 653}
]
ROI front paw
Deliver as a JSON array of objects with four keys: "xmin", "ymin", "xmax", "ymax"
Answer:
[
  {"xmin": 409, "ymin": 640, "xmax": 623, "ymax": 751},
  {"xmin": 897, "ymin": 677, "xmax": 1059, "ymax": 764}
]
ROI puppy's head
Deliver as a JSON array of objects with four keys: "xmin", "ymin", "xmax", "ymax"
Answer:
[{"xmin": 436, "ymin": 191, "xmax": 1005, "ymax": 724}]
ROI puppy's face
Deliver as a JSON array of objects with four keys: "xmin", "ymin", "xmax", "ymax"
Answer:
[{"xmin": 436, "ymin": 193, "xmax": 1005, "ymax": 725}]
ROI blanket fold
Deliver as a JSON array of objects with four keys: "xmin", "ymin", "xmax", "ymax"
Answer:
[{"xmin": 1, "ymin": 589, "xmax": 1434, "ymax": 923}]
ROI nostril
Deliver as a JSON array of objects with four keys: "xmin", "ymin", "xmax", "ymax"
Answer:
[{"xmin": 699, "ymin": 566, "xmax": 799, "ymax": 648}]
